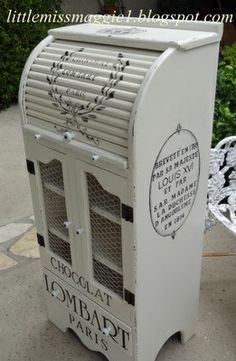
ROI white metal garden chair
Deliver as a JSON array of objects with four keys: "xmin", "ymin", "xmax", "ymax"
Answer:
[{"xmin": 206, "ymin": 136, "xmax": 236, "ymax": 237}]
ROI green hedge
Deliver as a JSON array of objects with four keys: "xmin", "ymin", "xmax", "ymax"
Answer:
[
  {"xmin": 213, "ymin": 43, "xmax": 236, "ymax": 145},
  {"xmin": 0, "ymin": 0, "xmax": 62, "ymax": 109}
]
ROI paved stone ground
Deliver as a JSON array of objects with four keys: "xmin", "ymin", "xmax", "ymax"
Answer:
[
  {"xmin": 0, "ymin": 105, "xmax": 33, "ymax": 227},
  {"xmin": 0, "ymin": 105, "xmax": 39, "ymax": 271},
  {"xmin": 0, "ymin": 215, "xmax": 39, "ymax": 272}
]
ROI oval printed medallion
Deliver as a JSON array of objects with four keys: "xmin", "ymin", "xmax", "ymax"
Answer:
[{"xmin": 149, "ymin": 125, "xmax": 200, "ymax": 237}]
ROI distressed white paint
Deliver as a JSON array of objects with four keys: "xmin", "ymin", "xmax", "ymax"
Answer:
[{"xmin": 20, "ymin": 19, "xmax": 222, "ymax": 361}]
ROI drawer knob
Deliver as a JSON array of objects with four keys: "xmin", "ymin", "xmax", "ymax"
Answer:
[
  {"xmin": 63, "ymin": 131, "xmax": 74, "ymax": 142},
  {"xmin": 92, "ymin": 154, "xmax": 99, "ymax": 161},
  {"xmin": 76, "ymin": 228, "xmax": 84, "ymax": 235},
  {"xmin": 51, "ymin": 288, "xmax": 60, "ymax": 297},
  {"xmin": 34, "ymin": 134, "xmax": 41, "ymax": 140},
  {"xmin": 102, "ymin": 327, "xmax": 112, "ymax": 337},
  {"xmin": 63, "ymin": 221, "xmax": 71, "ymax": 229}
]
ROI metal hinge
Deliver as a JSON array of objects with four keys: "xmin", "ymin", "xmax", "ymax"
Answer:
[
  {"xmin": 26, "ymin": 159, "xmax": 35, "ymax": 175},
  {"xmin": 124, "ymin": 289, "xmax": 135, "ymax": 306},
  {"xmin": 121, "ymin": 204, "xmax": 133, "ymax": 223},
  {"xmin": 37, "ymin": 233, "xmax": 45, "ymax": 247}
]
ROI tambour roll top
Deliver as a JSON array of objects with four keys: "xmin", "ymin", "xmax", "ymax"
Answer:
[
  {"xmin": 21, "ymin": 20, "xmax": 222, "ymax": 160},
  {"xmin": 24, "ymin": 37, "xmax": 161, "ymax": 157}
]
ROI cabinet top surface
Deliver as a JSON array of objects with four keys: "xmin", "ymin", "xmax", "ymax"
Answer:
[{"xmin": 49, "ymin": 19, "xmax": 223, "ymax": 51}]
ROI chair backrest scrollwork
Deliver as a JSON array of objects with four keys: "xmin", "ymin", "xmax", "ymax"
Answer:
[{"xmin": 206, "ymin": 136, "xmax": 236, "ymax": 235}]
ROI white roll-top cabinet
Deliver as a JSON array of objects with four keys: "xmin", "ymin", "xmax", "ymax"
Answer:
[{"xmin": 19, "ymin": 18, "xmax": 223, "ymax": 361}]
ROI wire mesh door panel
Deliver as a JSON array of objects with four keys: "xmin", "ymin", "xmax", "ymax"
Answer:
[
  {"xmin": 87, "ymin": 173, "xmax": 124, "ymax": 297},
  {"xmin": 29, "ymin": 144, "xmax": 76, "ymax": 268},
  {"xmin": 75, "ymin": 162, "xmax": 130, "ymax": 304},
  {"xmin": 39, "ymin": 159, "xmax": 72, "ymax": 264}
]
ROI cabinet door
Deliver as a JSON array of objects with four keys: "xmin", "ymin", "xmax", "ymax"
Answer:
[
  {"xmin": 26, "ymin": 142, "xmax": 80, "ymax": 273},
  {"xmin": 74, "ymin": 161, "xmax": 134, "ymax": 321}
]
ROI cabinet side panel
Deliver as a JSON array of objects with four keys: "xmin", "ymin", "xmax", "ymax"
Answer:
[{"xmin": 133, "ymin": 43, "xmax": 220, "ymax": 361}]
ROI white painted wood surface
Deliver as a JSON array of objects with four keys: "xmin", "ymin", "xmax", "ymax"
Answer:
[
  {"xmin": 49, "ymin": 20, "xmax": 223, "ymax": 51},
  {"xmin": 20, "ymin": 19, "xmax": 223, "ymax": 361}
]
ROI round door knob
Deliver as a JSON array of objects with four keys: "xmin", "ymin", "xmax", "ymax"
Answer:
[
  {"xmin": 92, "ymin": 154, "xmax": 99, "ymax": 161},
  {"xmin": 76, "ymin": 228, "xmax": 84, "ymax": 235},
  {"xmin": 63, "ymin": 131, "xmax": 74, "ymax": 142},
  {"xmin": 51, "ymin": 288, "xmax": 60, "ymax": 297},
  {"xmin": 63, "ymin": 221, "xmax": 71, "ymax": 229},
  {"xmin": 102, "ymin": 327, "xmax": 112, "ymax": 337}
]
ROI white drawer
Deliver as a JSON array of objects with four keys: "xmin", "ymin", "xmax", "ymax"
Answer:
[{"xmin": 43, "ymin": 268, "xmax": 133, "ymax": 360}]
